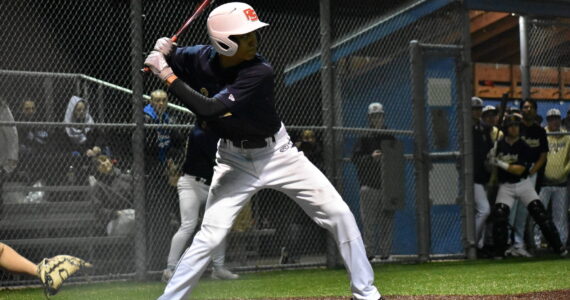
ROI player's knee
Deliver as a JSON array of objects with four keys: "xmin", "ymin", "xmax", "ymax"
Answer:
[
  {"xmin": 527, "ymin": 199, "xmax": 548, "ymax": 224},
  {"xmin": 196, "ymin": 224, "xmax": 229, "ymax": 249},
  {"xmin": 492, "ymin": 203, "xmax": 510, "ymax": 223}
]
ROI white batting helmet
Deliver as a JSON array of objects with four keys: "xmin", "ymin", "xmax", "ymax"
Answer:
[{"xmin": 207, "ymin": 2, "xmax": 269, "ymax": 56}]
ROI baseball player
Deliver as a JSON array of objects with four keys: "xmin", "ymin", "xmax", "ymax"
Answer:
[
  {"xmin": 144, "ymin": 2, "xmax": 383, "ymax": 300},
  {"xmin": 162, "ymin": 119, "xmax": 238, "ymax": 282},
  {"xmin": 471, "ymin": 97, "xmax": 493, "ymax": 254},
  {"xmin": 489, "ymin": 114, "xmax": 567, "ymax": 259},
  {"xmin": 0, "ymin": 242, "xmax": 91, "ymax": 296}
]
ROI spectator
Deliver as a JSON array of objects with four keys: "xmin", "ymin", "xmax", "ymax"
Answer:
[
  {"xmin": 162, "ymin": 120, "xmax": 238, "ymax": 282},
  {"xmin": 352, "ymin": 102, "xmax": 397, "ymax": 260},
  {"xmin": 279, "ymin": 129, "xmax": 325, "ymax": 264},
  {"xmin": 294, "ymin": 129, "xmax": 323, "ymax": 170},
  {"xmin": 143, "ymin": 89, "xmax": 183, "ymax": 270},
  {"xmin": 63, "ymin": 96, "xmax": 104, "ymax": 154},
  {"xmin": 15, "ymin": 99, "xmax": 51, "ymax": 183},
  {"xmin": 471, "ymin": 98, "xmax": 493, "ymax": 257},
  {"xmin": 489, "ymin": 114, "xmax": 566, "ymax": 259},
  {"xmin": 504, "ymin": 99, "xmax": 548, "ymax": 257},
  {"xmin": 90, "ymin": 154, "xmax": 134, "ymax": 236},
  {"xmin": 534, "ymin": 109, "xmax": 570, "ymax": 249},
  {"xmin": 60, "ymin": 96, "xmax": 108, "ymax": 186}
]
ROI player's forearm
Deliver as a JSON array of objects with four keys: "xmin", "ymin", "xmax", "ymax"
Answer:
[
  {"xmin": 507, "ymin": 164, "xmax": 526, "ymax": 176},
  {"xmin": 529, "ymin": 152, "xmax": 547, "ymax": 174},
  {"xmin": 168, "ymin": 78, "xmax": 228, "ymax": 117}
]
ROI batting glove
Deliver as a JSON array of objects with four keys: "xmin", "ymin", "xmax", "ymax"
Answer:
[
  {"xmin": 37, "ymin": 255, "xmax": 92, "ymax": 296},
  {"xmin": 153, "ymin": 37, "xmax": 175, "ymax": 56},
  {"xmin": 144, "ymin": 51, "xmax": 175, "ymax": 81},
  {"xmin": 491, "ymin": 157, "xmax": 509, "ymax": 171}
]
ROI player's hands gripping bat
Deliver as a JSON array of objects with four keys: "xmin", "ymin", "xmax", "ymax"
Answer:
[{"xmin": 143, "ymin": 0, "xmax": 214, "ymax": 73}]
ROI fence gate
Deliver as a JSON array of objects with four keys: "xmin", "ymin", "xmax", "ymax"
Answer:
[{"xmin": 410, "ymin": 41, "xmax": 475, "ymax": 261}]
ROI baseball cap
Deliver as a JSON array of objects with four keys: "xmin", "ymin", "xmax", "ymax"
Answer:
[
  {"xmin": 482, "ymin": 105, "xmax": 497, "ymax": 115},
  {"xmin": 368, "ymin": 102, "xmax": 384, "ymax": 114},
  {"xmin": 471, "ymin": 97, "xmax": 483, "ymax": 108},
  {"xmin": 546, "ymin": 108, "xmax": 561, "ymax": 118},
  {"xmin": 502, "ymin": 113, "xmax": 522, "ymax": 128}
]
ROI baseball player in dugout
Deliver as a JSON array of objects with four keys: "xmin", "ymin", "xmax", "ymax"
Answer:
[
  {"xmin": 145, "ymin": 2, "xmax": 384, "ymax": 300},
  {"xmin": 470, "ymin": 98, "xmax": 493, "ymax": 257},
  {"xmin": 506, "ymin": 99, "xmax": 549, "ymax": 258},
  {"xmin": 488, "ymin": 113, "xmax": 567, "ymax": 259},
  {"xmin": 162, "ymin": 119, "xmax": 238, "ymax": 283},
  {"xmin": 351, "ymin": 102, "xmax": 396, "ymax": 261}
]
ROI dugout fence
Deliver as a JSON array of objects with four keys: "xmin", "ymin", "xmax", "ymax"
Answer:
[{"xmin": 2, "ymin": 0, "xmax": 570, "ymax": 288}]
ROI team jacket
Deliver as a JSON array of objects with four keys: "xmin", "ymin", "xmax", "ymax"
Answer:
[{"xmin": 473, "ymin": 120, "xmax": 493, "ymax": 184}]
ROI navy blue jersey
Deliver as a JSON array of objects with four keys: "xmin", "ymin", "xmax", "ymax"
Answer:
[
  {"xmin": 181, "ymin": 123, "xmax": 219, "ymax": 183},
  {"xmin": 473, "ymin": 120, "xmax": 493, "ymax": 184},
  {"xmin": 496, "ymin": 138, "xmax": 533, "ymax": 183},
  {"xmin": 168, "ymin": 45, "xmax": 281, "ymax": 139},
  {"xmin": 520, "ymin": 122, "xmax": 548, "ymax": 162}
]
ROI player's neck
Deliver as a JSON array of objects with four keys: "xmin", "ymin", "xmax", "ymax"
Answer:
[
  {"xmin": 505, "ymin": 135, "xmax": 519, "ymax": 144},
  {"xmin": 219, "ymin": 55, "xmax": 246, "ymax": 69}
]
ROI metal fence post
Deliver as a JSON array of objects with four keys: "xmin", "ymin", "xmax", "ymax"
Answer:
[
  {"xmin": 130, "ymin": 0, "xmax": 147, "ymax": 280},
  {"xmin": 319, "ymin": 0, "xmax": 340, "ymax": 269},
  {"xmin": 519, "ymin": 15, "xmax": 530, "ymax": 101},
  {"xmin": 410, "ymin": 40, "xmax": 430, "ymax": 262},
  {"xmin": 460, "ymin": 8, "xmax": 476, "ymax": 260}
]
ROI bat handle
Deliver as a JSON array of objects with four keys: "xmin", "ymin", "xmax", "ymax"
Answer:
[{"xmin": 142, "ymin": 35, "xmax": 177, "ymax": 73}]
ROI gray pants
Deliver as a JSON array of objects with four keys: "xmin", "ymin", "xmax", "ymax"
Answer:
[{"xmin": 359, "ymin": 185, "xmax": 395, "ymax": 258}]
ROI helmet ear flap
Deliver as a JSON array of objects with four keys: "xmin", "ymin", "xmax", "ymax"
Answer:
[{"xmin": 209, "ymin": 36, "xmax": 238, "ymax": 56}]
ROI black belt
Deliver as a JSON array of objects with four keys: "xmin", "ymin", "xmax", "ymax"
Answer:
[{"xmin": 227, "ymin": 136, "xmax": 275, "ymax": 149}]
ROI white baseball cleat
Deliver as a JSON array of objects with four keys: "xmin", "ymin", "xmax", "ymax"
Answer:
[{"xmin": 211, "ymin": 266, "xmax": 239, "ymax": 280}]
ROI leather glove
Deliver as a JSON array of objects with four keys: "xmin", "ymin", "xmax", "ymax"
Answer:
[
  {"xmin": 144, "ymin": 51, "xmax": 174, "ymax": 81},
  {"xmin": 153, "ymin": 37, "xmax": 175, "ymax": 56},
  {"xmin": 37, "ymin": 255, "xmax": 92, "ymax": 296}
]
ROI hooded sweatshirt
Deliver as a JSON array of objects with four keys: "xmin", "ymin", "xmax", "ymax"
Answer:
[{"xmin": 544, "ymin": 127, "xmax": 570, "ymax": 186}]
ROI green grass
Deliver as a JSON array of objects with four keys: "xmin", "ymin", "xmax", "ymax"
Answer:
[{"xmin": 2, "ymin": 257, "xmax": 570, "ymax": 299}]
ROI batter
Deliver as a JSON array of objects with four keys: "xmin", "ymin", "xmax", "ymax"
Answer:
[{"xmin": 145, "ymin": 2, "xmax": 383, "ymax": 300}]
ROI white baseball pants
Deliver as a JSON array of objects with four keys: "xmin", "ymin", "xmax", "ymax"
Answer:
[{"xmin": 158, "ymin": 124, "xmax": 381, "ymax": 300}]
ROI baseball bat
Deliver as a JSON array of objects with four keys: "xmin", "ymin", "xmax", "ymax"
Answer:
[
  {"xmin": 490, "ymin": 92, "xmax": 510, "ymax": 157},
  {"xmin": 143, "ymin": 0, "xmax": 214, "ymax": 73}
]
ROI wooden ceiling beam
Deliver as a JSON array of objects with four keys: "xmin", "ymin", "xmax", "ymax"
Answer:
[
  {"xmin": 470, "ymin": 12, "xmax": 510, "ymax": 33},
  {"xmin": 472, "ymin": 16, "xmax": 518, "ymax": 46}
]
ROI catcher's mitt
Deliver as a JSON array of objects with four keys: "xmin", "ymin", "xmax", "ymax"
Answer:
[{"xmin": 37, "ymin": 255, "xmax": 92, "ymax": 297}]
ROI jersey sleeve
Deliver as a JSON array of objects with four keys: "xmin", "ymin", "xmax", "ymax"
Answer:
[
  {"xmin": 539, "ymin": 127, "xmax": 549, "ymax": 153},
  {"xmin": 168, "ymin": 46, "xmax": 202, "ymax": 80},
  {"xmin": 213, "ymin": 63, "xmax": 273, "ymax": 111}
]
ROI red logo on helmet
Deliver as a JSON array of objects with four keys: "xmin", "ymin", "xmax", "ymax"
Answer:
[{"xmin": 243, "ymin": 8, "xmax": 258, "ymax": 21}]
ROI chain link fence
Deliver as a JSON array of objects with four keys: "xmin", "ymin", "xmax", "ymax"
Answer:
[{"xmin": 4, "ymin": 0, "xmax": 568, "ymax": 288}]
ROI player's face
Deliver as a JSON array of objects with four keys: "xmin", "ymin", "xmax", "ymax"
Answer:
[
  {"xmin": 233, "ymin": 31, "xmax": 258, "ymax": 61},
  {"xmin": 369, "ymin": 113, "xmax": 384, "ymax": 129},
  {"xmin": 472, "ymin": 107, "xmax": 482, "ymax": 120},
  {"xmin": 506, "ymin": 124, "xmax": 520, "ymax": 138},
  {"xmin": 521, "ymin": 102, "xmax": 536, "ymax": 120},
  {"xmin": 547, "ymin": 116, "xmax": 561, "ymax": 131}
]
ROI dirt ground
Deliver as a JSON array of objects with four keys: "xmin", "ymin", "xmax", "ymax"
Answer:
[{"xmin": 275, "ymin": 290, "xmax": 570, "ymax": 300}]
